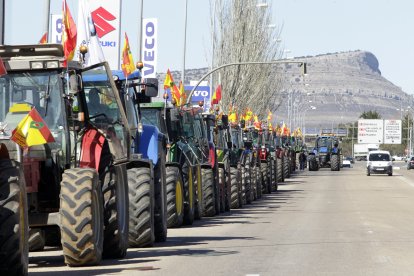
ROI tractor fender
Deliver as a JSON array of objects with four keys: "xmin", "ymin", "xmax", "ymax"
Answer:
[
  {"xmin": 138, "ymin": 124, "xmax": 160, "ymax": 166},
  {"xmin": 80, "ymin": 128, "xmax": 106, "ymax": 171}
]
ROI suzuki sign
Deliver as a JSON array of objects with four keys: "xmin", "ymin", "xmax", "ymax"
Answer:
[
  {"xmin": 141, "ymin": 18, "xmax": 158, "ymax": 78},
  {"xmin": 89, "ymin": 0, "xmax": 121, "ymax": 69}
]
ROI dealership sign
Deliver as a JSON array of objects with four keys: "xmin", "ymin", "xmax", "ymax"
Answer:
[
  {"xmin": 165, "ymin": 86, "xmax": 211, "ymax": 111},
  {"xmin": 141, "ymin": 18, "xmax": 158, "ymax": 78}
]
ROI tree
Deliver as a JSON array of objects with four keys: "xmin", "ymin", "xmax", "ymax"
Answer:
[
  {"xmin": 210, "ymin": 0, "xmax": 284, "ymax": 117},
  {"xmin": 359, "ymin": 110, "xmax": 381, "ymax": 119}
]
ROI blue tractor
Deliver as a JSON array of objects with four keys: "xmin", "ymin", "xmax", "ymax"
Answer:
[
  {"xmin": 308, "ymin": 136, "xmax": 341, "ymax": 171},
  {"xmin": 83, "ymin": 69, "xmax": 168, "ymax": 247}
]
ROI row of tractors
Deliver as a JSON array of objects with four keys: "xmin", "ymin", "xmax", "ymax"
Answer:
[{"xmin": 0, "ymin": 44, "xmax": 298, "ymax": 275}]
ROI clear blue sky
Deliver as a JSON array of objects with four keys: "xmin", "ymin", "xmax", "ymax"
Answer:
[{"xmin": 4, "ymin": 0, "xmax": 414, "ymax": 94}]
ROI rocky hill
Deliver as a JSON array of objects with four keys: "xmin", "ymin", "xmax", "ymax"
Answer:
[{"xmin": 158, "ymin": 50, "xmax": 413, "ymax": 129}]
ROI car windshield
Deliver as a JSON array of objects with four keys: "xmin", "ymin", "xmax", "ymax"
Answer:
[
  {"xmin": 369, "ymin": 153, "xmax": 390, "ymax": 161},
  {"xmin": 0, "ymin": 70, "xmax": 64, "ymax": 133}
]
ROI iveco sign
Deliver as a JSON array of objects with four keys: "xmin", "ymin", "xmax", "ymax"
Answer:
[{"xmin": 142, "ymin": 18, "xmax": 158, "ymax": 78}]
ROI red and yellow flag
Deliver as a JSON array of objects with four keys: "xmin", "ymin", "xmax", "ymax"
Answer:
[
  {"xmin": 0, "ymin": 57, "xmax": 7, "ymax": 77},
  {"xmin": 39, "ymin": 32, "xmax": 48, "ymax": 44},
  {"xmin": 211, "ymin": 84, "xmax": 222, "ymax": 105},
  {"xmin": 11, "ymin": 108, "xmax": 55, "ymax": 148},
  {"xmin": 178, "ymin": 81, "xmax": 186, "ymax": 106},
  {"xmin": 243, "ymin": 108, "xmax": 253, "ymax": 122},
  {"xmin": 228, "ymin": 106, "xmax": 237, "ymax": 123},
  {"xmin": 62, "ymin": 0, "xmax": 77, "ymax": 63},
  {"xmin": 267, "ymin": 111, "xmax": 272, "ymax": 122},
  {"xmin": 121, "ymin": 33, "xmax": 135, "ymax": 77},
  {"xmin": 163, "ymin": 69, "xmax": 174, "ymax": 89}
]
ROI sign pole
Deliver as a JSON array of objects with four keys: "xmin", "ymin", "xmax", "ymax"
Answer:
[{"xmin": 0, "ymin": 0, "xmax": 4, "ymax": 44}]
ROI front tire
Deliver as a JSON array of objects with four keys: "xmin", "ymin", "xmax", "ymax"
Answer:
[
  {"xmin": 331, "ymin": 155, "xmax": 340, "ymax": 171},
  {"xmin": 202, "ymin": 168, "xmax": 216, "ymax": 217},
  {"xmin": 60, "ymin": 168, "xmax": 104, "ymax": 266},
  {"xmin": 102, "ymin": 165, "xmax": 129, "ymax": 258},
  {"xmin": 166, "ymin": 166, "xmax": 184, "ymax": 228},
  {"xmin": 230, "ymin": 167, "xmax": 240, "ymax": 209},
  {"xmin": 154, "ymin": 157, "xmax": 168, "ymax": 242},
  {"xmin": 128, "ymin": 167, "xmax": 154, "ymax": 247},
  {"xmin": 0, "ymin": 159, "xmax": 28, "ymax": 275},
  {"xmin": 183, "ymin": 162, "xmax": 195, "ymax": 225}
]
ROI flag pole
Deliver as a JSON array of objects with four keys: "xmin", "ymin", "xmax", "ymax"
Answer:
[{"xmin": 44, "ymin": 0, "xmax": 51, "ymax": 42}]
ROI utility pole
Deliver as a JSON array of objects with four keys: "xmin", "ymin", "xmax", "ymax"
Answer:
[
  {"xmin": 182, "ymin": 0, "xmax": 188, "ymax": 84},
  {"xmin": 0, "ymin": 0, "xmax": 4, "ymax": 44},
  {"xmin": 137, "ymin": 0, "xmax": 143, "ymax": 62},
  {"xmin": 44, "ymin": 0, "xmax": 51, "ymax": 41}
]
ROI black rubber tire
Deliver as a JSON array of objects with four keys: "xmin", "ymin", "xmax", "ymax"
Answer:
[
  {"xmin": 230, "ymin": 167, "xmax": 240, "ymax": 209},
  {"xmin": 218, "ymin": 167, "xmax": 226, "ymax": 212},
  {"xmin": 183, "ymin": 162, "xmax": 195, "ymax": 225},
  {"xmin": 201, "ymin": 168, "xmax": 216, "ymax": 217},
  {"xmin": 224, "ymin": 165, "xmax": 231, "ymax": 212},
  {"xmin": 261, "ymin": 162, "xmax": 270, "ymax": 194},
  {"xmin": 331, "ymin": 155, "xmax": 340, "ymax": 171},
  {"xmin": 255, "ymin": 165, "xmax": 262, "ymax": 199},
  {"xmin": 102, "ymin": 165, "xmax": 129, "ymax": 258},
  {"xmin": 272, "ymin": 158, "xmax": 278, "ymax": 191},
  {"xmin": 166, "ymin": 166, "xmax": 184, "ymax": 228},
  {"xmin": 0, "ymin": 159, "xmax": 28, "ymax": 275},
  {"xmin": 194, "ymin": 166, "xmax": 203, "ymax": 220},
  {"xmin": 127, "ymin": 167, "xmax": 154, "ymax": 248},
  {"xmin": 251, "ymin": 163, "xmax": 257, "ymax": 201},
  {"xmin": 154, "ymin": 156, "xmax": 168, "ymax": 242},
  {"xmin": 60, "ymin": 168, "xmax": 104, "ymax": 266},
  {"xmin": 276, "ymin": 158, "xmax": 284, "ymax": 183},
  {"xmin": 240, "ymin": 165, "xmax": 247, "ymax": 205},
  {"xmin": 245, "ymin": 160, "xmax": 253, "ymax": 204},
  {"xmin": 29, "ymin": 228, "xmax": 45, "ymax": 252},
  {"xmin": 283, "ymin": 157, "xmax": 290, "ymax": 178},
  {"xmin": 367, "ymin": 168, "xmax": 371, "ymax": 176},
  {"xmin": 213, "ymin": 166, "xmax": 221, "ymax": 215}
]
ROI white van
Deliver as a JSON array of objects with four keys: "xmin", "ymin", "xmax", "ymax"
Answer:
[{"xmin": 366, "ymin": 150, "xmax": 393, "ymax": 176}]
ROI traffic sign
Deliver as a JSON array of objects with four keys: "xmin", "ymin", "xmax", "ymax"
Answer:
[
  {"xmin": 384, "ymin": 120, "xmax": 401, "ymax": 144},
  {"xmin": 358, "ymin": 119, "xmax": 383, "ymax": 143}
]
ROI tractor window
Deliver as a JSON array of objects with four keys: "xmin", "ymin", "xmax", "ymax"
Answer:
[
  {"xmin": 182, "ymin": 112, "xmax": 195, "ymax": 138},
  {"xmin": 0, "ymin": 71, "xmax": 65, "ymax": 146},
  {"xmin": 82, "ymin": 66, "xmax": 128, "ymax": 161},
  {"xmin": 141, "ymin": 108, "xmax": 161, "ymax": 129},
  {"xmin": 193, "ymin": 117, "xmax": 203, "ymax": 139}
]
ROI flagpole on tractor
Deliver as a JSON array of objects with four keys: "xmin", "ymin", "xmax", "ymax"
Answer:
[
  {"xmin": 182, "ymin": 0, "xmax": 188, "ymax": 84},
  {"xmin": 0, "ymin": 0, "xmax": 4, "ymax": 44},
  {"xmin": 137, "ymin": 0, "xmax": 143, "ymax": 62},
  {"xmin": 44, "ymin": 0, "xmax": 51, "ymax": 42}
]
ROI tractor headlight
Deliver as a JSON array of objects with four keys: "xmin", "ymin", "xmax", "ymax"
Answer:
[
  {"xmin": 30, "ymin": 61, "xmax": 44, "ymax": 69},
  {"xmin": 46, "ymin": 61, "xmax": 59, "ymax": 68}
]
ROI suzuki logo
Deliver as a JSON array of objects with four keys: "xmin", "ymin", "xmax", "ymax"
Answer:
[{"xmin": 91, "ymin": 7, "xmax": 116, "ymax": 38}]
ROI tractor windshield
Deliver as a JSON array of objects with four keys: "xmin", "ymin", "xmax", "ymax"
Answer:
[
  {"xmin": 0, "ymin": 71, "xmax": 64, "ymax": 141},
  {"xmin": 141, "ymin": 108, "xmax": 161, "ymax": 129}
]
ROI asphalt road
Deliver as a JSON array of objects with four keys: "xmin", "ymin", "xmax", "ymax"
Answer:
[{"xmin": 29, "ymin": 161, "xmax": 414, "ymax": 276}]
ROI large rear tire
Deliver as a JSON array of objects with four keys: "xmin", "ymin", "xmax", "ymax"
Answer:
[
  {"xmin": 60, "ymin": 168, "xmax": 104, "ymax": 266},
  {"xmin": 224, "ymin": 165, "xmax": 232, "ymax": 212},
  {"xmin": 201, "ymin": 168, "xmax": 216, "ymax": 217},
  {"xmin": 102, "ymin": 165, "xmax": 129, "ymax": 258},
  {"xmin": 0, "ymin": 159, "xmax": 28, "ymax": 275},
  {"xmin": 255, "ymin": 165, "xmax": 262, "ymax": 199},
  {"xmin": 166, "ymin": 166, "xmax": 184, "ymax": 228},
  {"xmin": 240, "ymin": 165, "xmax": 247, "ymax": 205},
  {"xmin": 154, "ymin": 157, "xmax": 167, "ymax": 242},
  {"xmin": 218, "ymin": 167, "xmax": 226, "ymax": 212},
  {"xmin": 331, "ymin": 155, "xmax": 340, "ymax": 171},
  {"xmin": 128, "ymin": 167, "xmax": 154, "ymax": 248},
  {"xmin": 245, "ymin": 161, "xmax": 253, "ymax": 204},
  {"xmin": 276, "ymin": 157, "xmax": 284, "ymax": 183},
  {"xmin": 183, "ymin": 162, "xmax": 195, "ymax": 225},
  {"xmin": 261, "ymin": 162, "xmax": 271, "ymax": 194},
  {"xmin": 194, "ymin": 166, "xmax": 203, "ymax": 220},
  {"xmin": 230, "ymin": 167, "xmax": 240, "ymax": 209}
]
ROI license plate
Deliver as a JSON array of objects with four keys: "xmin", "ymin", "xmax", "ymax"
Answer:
[{"xmin": 376, "ymin": 168, "xmax": 384, "ymax": 171}]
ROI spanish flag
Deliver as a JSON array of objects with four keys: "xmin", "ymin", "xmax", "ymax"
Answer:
[
  {"xmin": 267, "ymin": 111, "xmax": 272, "ymax": 122},
  {"xmin": 62, "ymin": 0, "xmax": 77, "ymax": 63},
  {"xmin": 39, "ymin": 32, "xmax": 48, "ymax": 44},
  {"xmin": 244, "ymin": 108, "xmax": 253, "ymax": 122},
  {"xmin": 211, "ymin": 84, "xmax": 222, "ymax": 105},
  {"xmin": 178, "ymin": 81, "xmax": 186, "ymax": 106},
  {"xmin": 121, "ymin": 32, "xmax": 135, "ymax": 77},
  {"xmin": 11, "ymin": 108, "xmax": 55, "ymax": 148}
]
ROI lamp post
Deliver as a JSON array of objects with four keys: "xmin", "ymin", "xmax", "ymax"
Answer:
[
  {"xmin": 182, "ymin": 0, "xmax": 188, "ymax": 83},
  {"xmin": 137, "ymin": 0, "xmax": 144, "ymax": 62},
  {"xmin": 0, "ymin": 0, "xmax": 4, "ymax": 44}
]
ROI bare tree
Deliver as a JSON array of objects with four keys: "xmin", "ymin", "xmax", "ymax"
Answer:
[{"xmin": 209, "ymin": 0, "xmax": 285, "ymax": 118}]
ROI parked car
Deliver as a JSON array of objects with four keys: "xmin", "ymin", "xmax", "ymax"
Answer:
[
  {"xmin": 407, "ymin": 156, "xmax": 414, "ymax": 170},
  {"xmin": 342, "ymin": 159, "xmax": 352, "ymax": 168},
  {"xmin": 345, "ymin": 156, "xmax": 355, "ymax": 164},
  {"xmin": 392, "ymin": 155, "xmax": 404, "ymax": 161},
  {"xmin": 367, "ymin": 150, "xmax": 393, "ymax": 176}
]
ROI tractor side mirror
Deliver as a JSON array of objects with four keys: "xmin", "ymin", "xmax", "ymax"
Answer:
[
  {"xmin": 222, "ymin": 115, "xmax": 229, "ymax": 128},
  {"xmin": 142, "ymin": 78, "xmax": 158, "ymax": 97},
  {"xmin": 240, "ymin": 119, "xmax": 245, "ymax": 129},
  {"xmin": 68, "ymin": 73, "xmax": 80, "ymax": 95}
]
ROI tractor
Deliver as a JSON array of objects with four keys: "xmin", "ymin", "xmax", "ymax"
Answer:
[
  {"xmin": 0, "ymin": 44, "xmax": 131, "ymax": 273},
  {"xmin": 82, "ymin": 69, "xmax": 168, "ymax": 247},
  {"xmin": 259, "ymin": 126, "xmax": 279, "ymax": 192},
  {"xmin": 308, "ymin": 135, "xmax": 341, "ymax": 171}
]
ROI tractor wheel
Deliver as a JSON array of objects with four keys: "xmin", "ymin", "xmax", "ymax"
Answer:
[
  {"xmin": 261, "ymin": 162, "xmax": 271, "ymax": 194},
  {"xmin": 182, "ymin": 162, "xmax": 195, "ymax": 225},
  {"xmin": 166, "ymin": 166, "xmax": 184, "ymax": 228},
  {"xmin": 240, "ymin": 165, "xmax": 247, "ymax": 205},
  {"xmin": 218, "ymin": 167, "xmax": 226, "ymax": 212},
  {"xmin": 29, "ymin": 228, "xmax": 45, "ymax": 252},
  {"xmin": 244, "ymin": 161, "xmax": 253, "ymax": 204},
  {"xmin": 154, "ymin": 156, "xmax": 168, "ymax": 242},
  {"xmin": 194, "ymin": 166, "xmax": 203, "ymax": 220},
  {"xmin": 230, "ymin": 167, "xmax": 240, "ymax": 209},
  {"xmin": 0, "ymin": 159, "xmax": 28, "ymax": 275},
  {"xmin": 255, "ymin": 165, "xmax": 262, "ymax": 199},
  {"xmin": 127, "ymin": 167, "xmax": 154, "ymax": 248},
  {"xmin": 272, "ymin": 159, "xmax": 278, "ymax": 191},
  {"xmin": 276, "ymin": 158, "xmax": 283, "ymax": 183},
  {"xmin": 224, "ymin": 166, "xmax": 232, "ymax": 212},
  {"xmin": 201, "ymin": 168, "xmax": 216, "ymax": 217},
  {"xmin": 213, "ymin": 166, "xmax": 221, "ymax": 215},
  {"xmin": 283, "ymin": 158, "xmax": 290, "ymax": 178},
  {"xmin": 102, "ymin": 165, "xmax": 129, "ymax": 258},
  {"xmin": 60, "ymin": 168, "xmax": 104, "ymax": 266},
  {"xmin": 331, "ymin": 155, "xmax": 340, "ymax": 171}
]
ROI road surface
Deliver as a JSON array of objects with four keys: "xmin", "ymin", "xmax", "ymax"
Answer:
[{"xmin": 29, "ymin": 161, "xmax": 414, "ymax": 275}]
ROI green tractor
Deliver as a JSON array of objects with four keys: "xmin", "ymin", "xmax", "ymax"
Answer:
[
  {"xmin": 0, "ymin": 44, "xmax": 131, "ymax": 273},
  {"xmin": 308, "ymin": 135, "xmax": 341, "ymax": 171},
  {"xmin": 140, "ymin": 102, "xmax": 202, "ymax": 226},
  {"xmin": 259, "ymin": 126, "xmax": 279, "ymax": 192}
]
